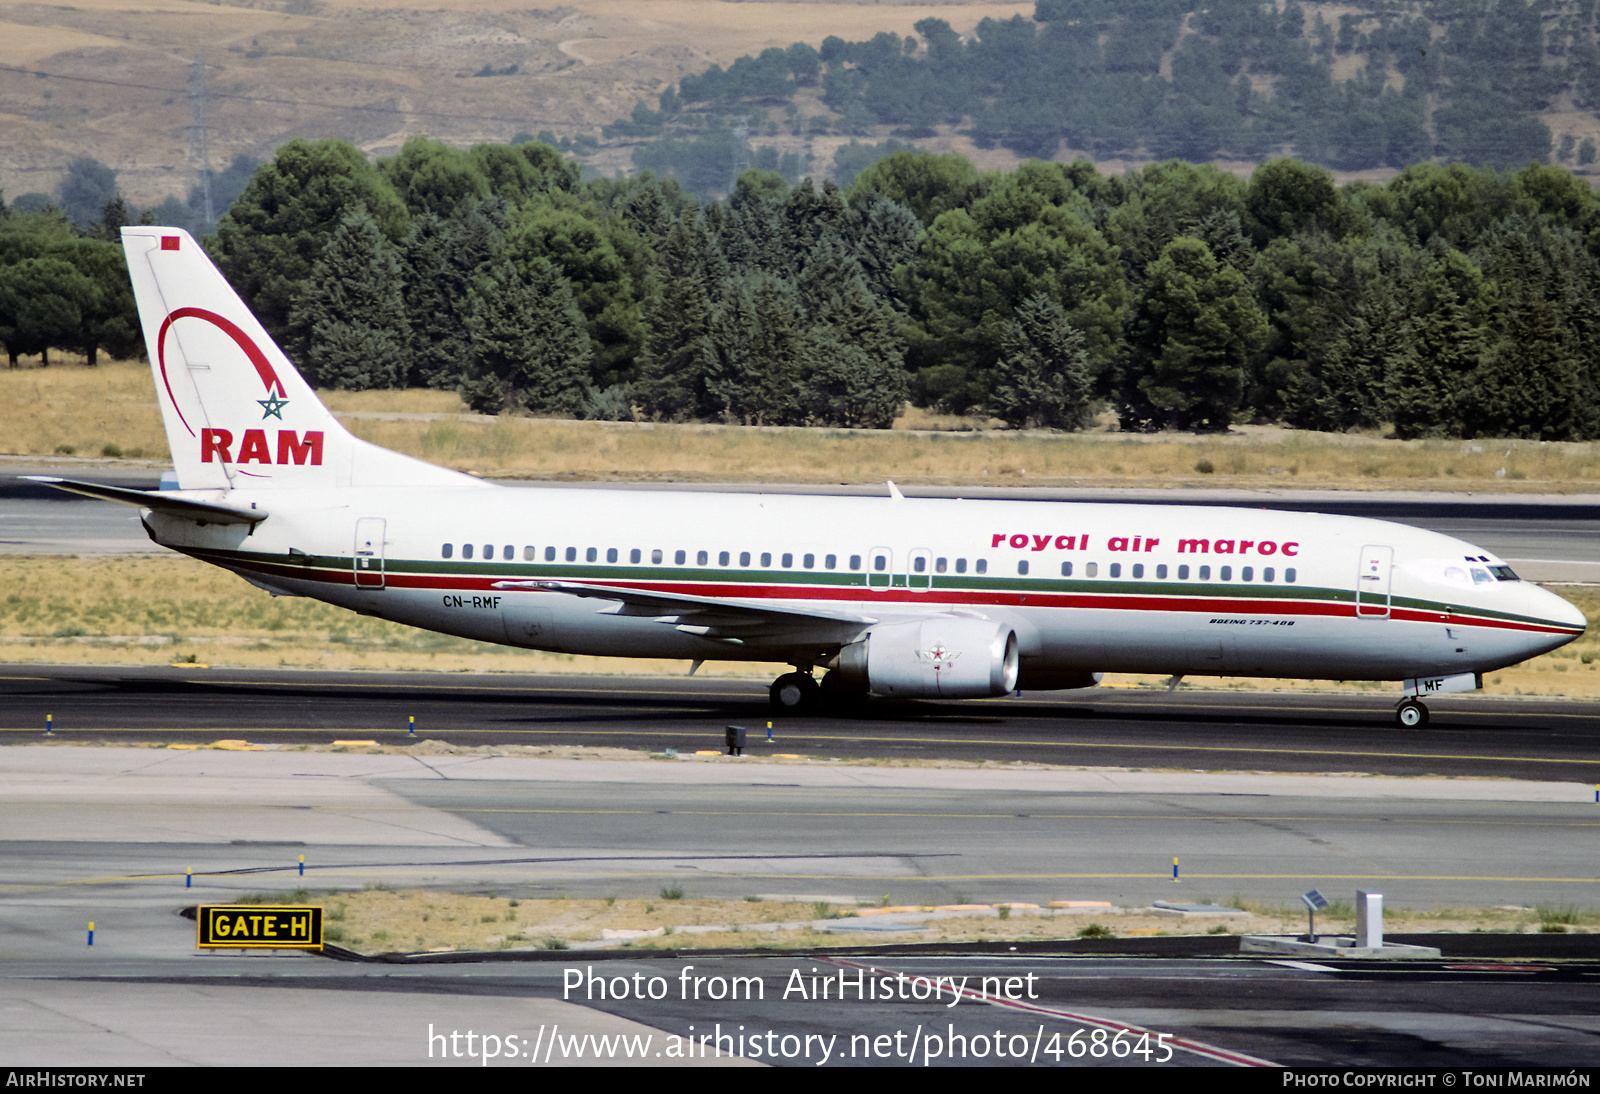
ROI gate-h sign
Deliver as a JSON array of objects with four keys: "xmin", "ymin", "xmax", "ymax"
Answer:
[{"xmin": 198, "ymin": 905, "xmax": 323, "ymax": 949}]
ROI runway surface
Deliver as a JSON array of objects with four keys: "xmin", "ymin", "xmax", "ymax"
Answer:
[
  {"xmin": 4, "ymin": 747, "xmax": 1600, "ymax": 1067},
  {"xmin": 4, "ymin": 665, "xmax": 1600, "ymax": 783}
]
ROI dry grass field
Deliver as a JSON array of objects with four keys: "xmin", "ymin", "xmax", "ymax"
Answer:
[
  {"xmin": 10, "ymin": 359, "xmax": 1600, "ymax": 490},
  {"xmin": 2, "ymin": 554, "xmax": 1594, "ymax": 697},
  {"xmin": 231, "ymin": 884, "xmax": 1598, "ymax": 955}
]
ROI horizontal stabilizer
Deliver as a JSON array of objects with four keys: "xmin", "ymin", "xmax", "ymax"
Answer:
[{"xmin": 24, "ymin": 476, "xmax": 268, "ymax": 526}]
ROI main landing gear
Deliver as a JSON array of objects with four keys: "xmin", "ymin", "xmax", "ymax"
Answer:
[
  {"xmin": 769, "ymin": 668, "xmax": 865, "ymax": 714},
  {"xmin": 769, "ymin": 670, "xmax": 820, "ymax": 713},
  {"xmin": 1395, "ymin": 697, "xmax": 1430, "ymax": 728}
]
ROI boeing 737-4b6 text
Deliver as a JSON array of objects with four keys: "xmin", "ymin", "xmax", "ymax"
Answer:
[{"xmin": 29, "ymin": 228, "xmax": 1589, "ymax": 728}]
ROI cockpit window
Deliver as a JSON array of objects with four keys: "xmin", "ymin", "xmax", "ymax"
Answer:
[
  {"xmin": 1489, "ymin": 565, "xmax": 1520, "ymax": 581},
  {"xmin": 1470, "ymin": 568, "xmax": 1493, "ymax": 585}
]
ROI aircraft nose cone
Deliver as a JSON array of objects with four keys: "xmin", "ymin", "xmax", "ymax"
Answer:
[{"xmin": 1533, "ymin": 586, "xmax": 1588, "ymax": 635}]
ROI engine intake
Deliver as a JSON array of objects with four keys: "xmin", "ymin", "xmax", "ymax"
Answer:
[{"xmin": 836, "ymin": 618, "xmax": 1019, "ymax": 699}]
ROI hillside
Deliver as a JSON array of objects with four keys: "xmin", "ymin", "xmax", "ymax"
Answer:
[{"xmin": 0, "ymin": 0, "xmax": 1033, "ymax": 208}]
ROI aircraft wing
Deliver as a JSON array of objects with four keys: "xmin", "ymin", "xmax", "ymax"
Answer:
[
  {"xmin": 501, "ymin": 578, "xmax": 878, "ymax": 645},
  {"xmin": 23, "ymin": 476, "xmax": 268, "ymax": 526}
]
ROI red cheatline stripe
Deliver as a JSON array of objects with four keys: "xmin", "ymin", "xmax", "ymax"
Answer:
[{"xmin": 202, "ymin": 553, "xmax": 1582, "ymax": 637}]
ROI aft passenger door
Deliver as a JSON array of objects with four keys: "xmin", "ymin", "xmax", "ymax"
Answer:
[
  {"xmin": 1356, "ymin": 544, "xmax": 1392, "ymax": 618},
  {"xmin": 354, "ymin": 518, "xmax": 386, "ymax": 589}
]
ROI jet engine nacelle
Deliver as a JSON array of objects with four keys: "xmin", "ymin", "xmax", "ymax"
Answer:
[{"xmin": 836, "ymin": 618, "xmax": 1019, "ymax": 699}]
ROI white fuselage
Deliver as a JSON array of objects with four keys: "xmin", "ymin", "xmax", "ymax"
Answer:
[{"xmin": 142, "ymin": 485, "xmax": 1587, "ymax": 686}]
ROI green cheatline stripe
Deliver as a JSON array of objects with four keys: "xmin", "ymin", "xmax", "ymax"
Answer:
[{"xmin": 192, "ymin": 543, "xmax": 1567, "ymax": 631}]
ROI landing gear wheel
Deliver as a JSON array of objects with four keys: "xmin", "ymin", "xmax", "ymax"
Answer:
[
  {"xmin": 1396, "ymin": 698, "xmax": 1429, "ymax": 728},
  {"xmin": 770, "ymin": 672, "xmax": 820, "ymax": 714}
]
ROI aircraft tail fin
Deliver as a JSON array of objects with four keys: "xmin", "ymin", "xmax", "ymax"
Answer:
[{"xmin": 121, "ymin": 227, "xmax": 478, "ymax": 491}]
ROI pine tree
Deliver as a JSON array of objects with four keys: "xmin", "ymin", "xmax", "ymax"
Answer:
[
  {"xmin": 989, "ymin": 293, "xmax": 1092, "ymax": 430},
  {"xmin": 636, "ymin": 211, "xmax": 721, "ymax": 419},
  {"xmin": 461, "ymin": 259, "xmax": 592, "ymax": 416},
  {"xmin": 290, "ymin": 210, "xmax": 411, "ymax": 389}
]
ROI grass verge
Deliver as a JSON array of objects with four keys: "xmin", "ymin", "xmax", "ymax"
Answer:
[
  {"xmin": 10, "ymin": 360, "xmax": 1600, "ymax": 491},
  {"xmin": 224, "ymin": 888, "xmax": 1598, "ymax": 956}
]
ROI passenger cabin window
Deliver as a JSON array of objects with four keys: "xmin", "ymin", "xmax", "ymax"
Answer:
[
  {"xmin": 1241, "ymin": 566, "xmax": 1252, "ymax": 581},
  {"xmin": 503, "ymin": 545, "xmax": 513, "ymax": 561},
  {"xmin": 545, "ymin": 546, "xmax": 557, "ymax": 562},
  {"xmin": 524, "ymin": 546, "xmax": 535, "ymax": 561},
  {"xmin": 565, "ymin": 547, "xmax": 577, "ymax": 562},
  {"xmin": 975, "ymin": 559, "xmax": 987, "ymax": 574},
  {"xmin": 1018, "ymin": 560, "xmax": 1029, "ymax": 575},
  {"xmin": 482, "ymin": 544, "xmax": 492, "ymax": 559},
  {"xmin": 607, "ymin": 548, "xmax": 618, "ymax": 563},
  {"xmin": 956, "ymin": 559, "xmax": 967, "ymax": 574},
  {"xmin": 586, "ymin": 547, "xmax": 597, "ymax": 562},
  {"xmin": 913, "ymin": 557, "xmax": 927, "ymax": 573},
  {"xmin": 761, "ymin": 552, "xmax": 772, "ymax": 567},
  {"xmin": 740, "ymin": 552, "xmax": 751, "ymax": 567},
  {"xmin": 442, "ymin": 544, "xmax": 453, "ymax": 559},
  {"xmin": 652, "ymin": 549, "xmax": 663, "ymax": 564},
  {"xmin": 697, "ymin": 551, "xmax": 709, "ymax": 566},
  {"xmin": 1060, "ymin": 561, "xmax": 1072, "ymax": 577},
  {"xmin": 1285, "ymin": 568, "xmax": 1297, "ymax": 583},
  {"xmin": 850, "ymin": 555, "xmax": 862, "ymax": 570},
  {"xmin": 1109, "ymin": 562, "xmax": 1121, "ymax": 578},
  {"xmin": 1263, "ymin": 567, "xmax": 1274, "ymax": 582},
  {"xmin": 803, "ymin": 553, "xmax": 815, "ymax": 568},
  {"xmin": 1132, "ymin": 563, "xmax": 1144, "ymax": 578},
  {"xmin": 935, "ymin": 558, "xmax": 947, "ymax": 573},
  {"xmin": 464, "ymin": 544, "xmax": 474, "ymax": 560},
  {"xmin": 675, "ymin": 550, "xmax": 686, "ymax": 565},
  {"xmin": 872, "ymin": 556, "xmax": 887, "ymax": 572},
  {"xmin": 1084, "ymin": 562, "xmax": 1097, "ymax": 577},
  {"xmin": 1178, "ymin": 565, "xmax": 1190, "ymax": 580},
  {"xmin": 782, "ymin": 553, "xmax": 793, "ymax": 568},
  {"xmin": 1198, "ymin": 565, "xmax": 1210, "ymax": 580},
  {"xmin": 825, "ymin": 555, "xmax": 836, "ymax": 569},
  {"xmin": 719, "ymin": 551, "xmax": 730, "ymax": 566},
  {"xmin": 630, "ymin": 549, "xmax": 641, "ymax": 564},
  {"xmin": 1156, "ymin": 564, "xmax": 1167, "ymax": 579}
]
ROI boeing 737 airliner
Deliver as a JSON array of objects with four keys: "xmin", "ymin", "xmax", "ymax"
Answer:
[{"xmin": 29, "ymin": 227, "xmax": 1589, "ymax": 726}]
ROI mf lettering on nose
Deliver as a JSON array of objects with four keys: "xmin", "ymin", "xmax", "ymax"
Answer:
[{"xmin": 201, "ymin": 428, "xmax": 324, "ymax": 465}]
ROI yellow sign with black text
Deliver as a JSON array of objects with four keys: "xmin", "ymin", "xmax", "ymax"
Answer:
[{"xmin": 198, "ymin": 905, "xmax": 322, "ymax": 949}]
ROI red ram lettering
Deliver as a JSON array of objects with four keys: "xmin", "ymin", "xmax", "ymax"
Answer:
[
  {"xmin": 1178, "ymin": 538, "xmax": 1209, "ymax": 554},
  {"xmin": 992, "ymin": 533, "xmax": 1007, "ymax": 548},
  {"xmin": 1144, "ymin": 538, "xmax": 1159, "ymax": 551},
  {"xmin": 1259, "ymin": 541, "xmax": 1277, "ymax": 555},
  {"xmin": 237, "ymin": 429, "xmax": 271, "ymax": 464},
  {"xmin": 1214, "ymin": 540, "xmax": 1235, "ymax": 554},
  {"xmin": 277, "ymin": 430, "xmax": 324, "ymax": 466},
  {"xmin": 1239, "ymin": 540, "xmax": 1254, "ymax": 553},
  {"xmin": 1032, "ymin": 534, "xmax": 1050, "ymax": 551},
  {"xmin": 200, "ymin": 428, "xmax": 233, "ymax": 463},
  {"xmin": 1054, "ymin": 535, "xmax": 1075, "ymax": 550},
  {"xmin": 1009, "ymin": 534, "xmax": 1027, "ymax": 549},
  {"xmin": 1283, "ymin": 542, "xmax": 1300, "ymax": 556},
  {"xmin": 1109, "ymin": 536, "xmax": 1128, "ymax": 551}
]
